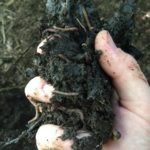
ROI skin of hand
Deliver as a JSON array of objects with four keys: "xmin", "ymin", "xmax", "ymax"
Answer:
[
  {"xmin": 36, "ymin": 124, "xmax": 74, "ymax": 150},
  {"xmin": 25, "ymin": 30, "xmax": 150, "ymax": 150},
  {"xmin": 95, "ymin": 30, "xmax": 150, "ymax": 150}
]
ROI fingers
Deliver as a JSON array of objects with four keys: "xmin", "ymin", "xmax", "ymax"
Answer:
[
  {"xmin": 36, "ymin": 124, "xmax": 93, "ymax": 150},
  {"xmin": 25, "ymin": 39, "xmax": 53, "ymax": 103},
  {"xmin": 95, "ymin": 30, "xmax": 150, "ymax": 123},
  {"xmin": 37, "ymin": 39, "xmax": 46, "ymax": 54},
  {"xmin": 25, "ymin": 76, "xmax": 55, "ymax": 103},
  {"xmin": 25, "ymin": 38, "xmax": 57, "ymax": 103},
  {"xmin": 36, "ymin": 124, "xmax": 74, "ymax": 150}
]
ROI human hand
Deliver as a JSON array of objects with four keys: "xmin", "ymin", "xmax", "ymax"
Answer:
[
  {"xmin": 95, "ymin": 30, "xmax": 150, "ymax": 150},
  {"xmin": 25, "ymin": 30, "xmax": 150, "ymax": 150}
]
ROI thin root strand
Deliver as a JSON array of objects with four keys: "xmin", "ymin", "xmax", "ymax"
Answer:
[{"xmin": 53, "ymin": 90, "xmax": 79, "ymax": 96}]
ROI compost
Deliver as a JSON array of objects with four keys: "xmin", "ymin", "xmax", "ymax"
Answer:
[
  {"xmin": 0, "ymin": 0, "xmax": 142, "ymax": 150},
  {"xmin": 32, "ymin": 0, "xmax": 140, "ymax": 149}
]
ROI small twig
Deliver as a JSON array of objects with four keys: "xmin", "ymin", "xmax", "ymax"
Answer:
[
  {"xmin": 57, "ymin": 54, "xmax": 70, "ymax": 62},
  {"xmin": 27, "ymin": 102, "xmax": 41, "ymax": 124},
  {"xmin": 76, "ymin": 18, "xmax": 86, "ymax": 32},
  {"xmin": 53, "ymin": 26, "xmax": 78, "ymax": 32},
  {"xmin": 0, "ymin": 131, "xmax": 27, "ymax": 149},
  {"xmin": 0, "ymin": 114, "xmax": 44, "ymax": 149},
  {"xmin": 0, "ymin": 85, "xmax": 25, "ymax": 93},
  {"xmin": 47, "ymin": 34, "xmax": 61, "ymax": 40},
  {"xmin": 82, "ymin": 7, "xmax": 93, "ymax": 31},
  {"xmin": 43, "ymin": 26, "xmax": 78, "ymax": 35},
  {"xmin": 1, "ymin": 18, "xmax": 6, "ymax": 44},
  {"xmin": 43, "ymin": 28, "xmax": 58, "ymax": 34},
  {"xmin": 54, "ymin": 90, "xmax": 79, "ymax": 96},
  {"xmin": 27, "ymin": 113, "xmax": 44, "ymax": 132}
]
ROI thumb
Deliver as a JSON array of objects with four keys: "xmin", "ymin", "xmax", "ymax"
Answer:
[{"xmin": 95, "ymin": 30, "xmax": 150, "ymax": 124}]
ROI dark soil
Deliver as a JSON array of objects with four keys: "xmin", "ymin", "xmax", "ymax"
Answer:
[
  {"xmin": 0, "ymin": 89, "xmax": 36, "ymax": 150},
  {"xmin": 33, "ymin": 1, "xmax": 114, "ymax": 149},
  {"xmin": 29, "ymin": 0, "xmax": 139, "ymax": 149},
  {"xmin": 0, "ymin": 0, "xmax": 149, "ymax": 150}
]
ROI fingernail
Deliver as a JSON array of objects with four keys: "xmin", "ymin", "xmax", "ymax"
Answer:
[{"xmin": 95, "ymin": 30, "xmax": 117, "ymax": 53}]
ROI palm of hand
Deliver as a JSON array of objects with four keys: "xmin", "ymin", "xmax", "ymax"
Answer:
[
  {"xmin": 95, "ymin": 31, "xmax": 150, "ymax": 150},
  {"xmin": 103, "ymin": 104, "xmax": 150, "ymax": 150}
]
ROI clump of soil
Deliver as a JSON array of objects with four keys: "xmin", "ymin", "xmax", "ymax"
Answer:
[
  {"xmin": 37, "ymin": 32, "xmax": 113, "ymax": 149},
  {"xmin": 31, "ymin": 0, "xmax": 140, "ymax": 149},
  {"xmin": 35, "ymin": 0, "xmax": 113, "ymax": 149}
]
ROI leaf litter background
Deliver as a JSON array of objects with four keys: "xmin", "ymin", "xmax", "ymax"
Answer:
[{"xmin": 0, "ymin": 0, "xmax": 149, "ymax": 149}]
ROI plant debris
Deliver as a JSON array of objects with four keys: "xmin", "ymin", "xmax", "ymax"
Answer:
[
  {"xmin": 0, "ymin": 0, "xmax": 143, "ymax": 149},
  {"xmin": 29, "ymin": 0, "xmax": 141, "ymax": 149}
]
